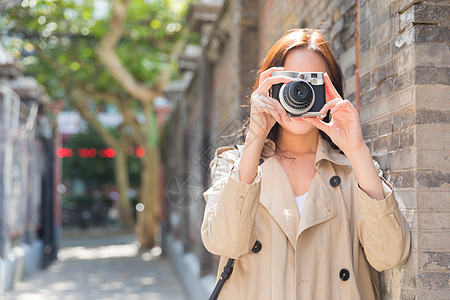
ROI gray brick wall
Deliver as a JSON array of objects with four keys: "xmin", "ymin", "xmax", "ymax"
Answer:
[{"xmin": 168, "ymin": 0, "xmax": 450, "ymax": 297}]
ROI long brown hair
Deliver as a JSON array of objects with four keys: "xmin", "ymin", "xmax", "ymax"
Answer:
[{"xmin": 239, "ymin": 28, "xmax": 344, "ymax": 154}]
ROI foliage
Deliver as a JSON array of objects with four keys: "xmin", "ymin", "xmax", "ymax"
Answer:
[{"xmin": 1, "ymin": 0, "xmax": 191, "ymax": 102}]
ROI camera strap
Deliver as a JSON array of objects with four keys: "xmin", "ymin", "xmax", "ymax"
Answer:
[
  {"xmin": 208, "ymin": 240, "xmax": 263, "ymax": 300},
  {"xmin": 209, "ymin": 258, "xmax": 235, "ymax": 300}
]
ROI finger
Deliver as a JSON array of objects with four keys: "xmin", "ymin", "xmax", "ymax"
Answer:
[
  {"xmin": 255, "ymin": 95, "xmax": 288, "ymax": 123},
  {"xmin": 330, "ymin": 99, "xmax": 357, "ymax": 115},
  {"xmin": 258, "ymin": 95, "xmax": 290, "ymax": 122},
  {"xmin": 319, "ymin": 98, "xmax": 341, "ymax": 114},
  {"xmin": 258, "ymin": 76, "xmax": 292, "ymax": 93},
  {"xmin": 259, "ymin": 67, "xmax": 285, "ymax": 85},
  {"xmin": 259, "ymin": 102, "xmax": 283, "ymax": 124},
  {"xmin": 303, "ymin": 117, "xmax": 330, "ymax": 134},
  {"xmin": 324, "ymin": 73, "xmax": 342, "ymax": 101}
]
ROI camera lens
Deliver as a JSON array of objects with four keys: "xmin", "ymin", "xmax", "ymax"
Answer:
[{"xmin": 284, "ymin": 81, "xmax": 314, "ymax": 110}]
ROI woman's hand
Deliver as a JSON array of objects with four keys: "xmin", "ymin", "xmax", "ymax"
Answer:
[
  {"xmin": 305, "ymin": 73, "xmax": 385, "ymax": 200},
  {"xmin": 249, "ymin": 67, "xmax": 292, "ymax": 138},
  {"xmin": 303, "ymin": 73, "xmax": 366, "ymax": 155}
]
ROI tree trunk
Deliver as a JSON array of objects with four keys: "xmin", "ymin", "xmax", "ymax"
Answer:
[
  {"xmin": 136, "ymin": 104, "xmax": 161, "ymax": 248},
  {"xmin": 114, "ymin": 147, "xmax": 134, "ymax": 229},
  {"xmin": 136, "ymin": 145, "xmax": 161, "ymax": 248}
]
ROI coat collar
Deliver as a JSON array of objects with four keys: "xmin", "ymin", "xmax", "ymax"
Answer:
[
  {"xmin": 261, "ymin": 135, "xmax": 351, "ymax": 169},
  {"xmin": 259, "ymin": 134, "xmax": 347, "ymax": 249}
]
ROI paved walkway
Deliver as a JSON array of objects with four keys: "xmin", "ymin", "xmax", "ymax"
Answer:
[{"xmin": 4, "ymin": 233, "xmax": 187, "ymax": 300}]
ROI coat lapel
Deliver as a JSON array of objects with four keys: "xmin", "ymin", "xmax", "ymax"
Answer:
[
  {"xmin": 259, "ymin": 156, "xmax": 300, "ymax": 249},
  {"xmin": 296, "ymin": 171, "xmax": 337, "ymax": 239},
  {"xmin": 258, "ymin": 136, "xmax": 350, "ymax": 248}
]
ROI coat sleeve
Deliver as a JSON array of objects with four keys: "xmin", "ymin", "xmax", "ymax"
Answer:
[
  {"xmin": 357, "ymin": 161, "xmax": 411, "ymax": 272},
  {"xmin": 201, "ymin": 146, "xmax": 262, "ymax": 259}
]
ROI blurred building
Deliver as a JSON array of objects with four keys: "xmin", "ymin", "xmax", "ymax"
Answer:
[
  {"xmin": 0, "ymin": 43, "xmax": 57, "ymax": 293},
  {"xmin": 166, "ymin": 0, "xmax": 449, "ymax": 299}
]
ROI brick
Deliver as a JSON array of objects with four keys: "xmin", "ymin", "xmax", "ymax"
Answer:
[
  {"xmin": 380, "ymin": 267, "xmax": 418, "ymax": 292},
  {"xmin": 400, "ymin": 4, "xmax": 450, "ymax": 31},
  {"xmin": 339, "ymin": 0, "xmax": 355, "ymax": 14},
  {"xmin": 397, "ymin": 45, "xmax": 415, "ymax": 75},
  {"xmin": 391, "ymin": 0, "xmax": 423, "ymax": 15},
  {"xmin": 415, "ymin": 43, "xmax": 450, "ymax": 68},
  {"xmin": 379, "ymin": 119, "xmax": 394, "ymax": 135},
  {"xmin": 374, "ymin": 135, "xmax": 389, "ymax": 153},
  {"xmin": 391, "ymin": 36, "xmax": 408, "ymax": 55},
  {"xmin": 360, "ymin": 20, "xmax": 373, "ymax": 43},
  {"xmin": 420, "ymin": 212, "xmax": 450, "ymax": 231},
  {"xmin": 360, "ymin": 88, "xmax": 377, "ymax": 105},
  {"xmin": 391, "ymin": 148, "xmax": 416, "ymax": 171},
  {"xmin": 418, "ymin": 288, "xmax": 450, "ymax": 300},
  {"xmin": 344, "ymin": 64, "xmax": 355, "ymax": 79},
  {"xmin": 375, "ymin": 20, "xmax": 394, "ymax": 46},
  {"xmin": 415, "ymin": 66, "xmax": 450, "ymax": 85},
  {"xmin": 392, "ymin": 69, "xmax": 414, "ymax": 91},
  {"xmin": 417, "ymin": 109, "xmax": 450, "ymax": 125},
  {"xmin": 414, "ymin": 25, "xmax": 450, "ymax": 44},
  {"xmin": 400, "ymin": 287, "xmax": 418, "ymax": 300},
  {"xmin": 345, "ymin": 74, "xmax": 355, "ymax": 98},
  {"xmin": 394, "ymin": 26, "xmax": 415, "ymax": 49},
  {"xmin": 417, "ymin": 188, "xmax": 450, "ymax": 212},
  {"xmin": 393, "ymin": 108, "xmax": 415, "ymax": 132},
  {"xmin": 360, "ymin": 36, "xmax": 371, "ymax": 54},
  {"xmin": 417, "ymin": 170, "xmax": 450, "ymax": 188},
  {"xmin": 387, "ymin": 171, "xmax": 415, "ymax": 188},
  {"xmin": 417, "ymin": 150, "xmax": 450, "ymax": 173},
  {"xmin": 386, "ymin": 58, "xmax": 398, "ymax": 78},
  {"xmin": 400, "ymin": 130, "xmax": 415, "ymax": 148},
  {"xmin": 360, "ymin": 50, "xmax": 377, "ymax": 75},
  {"xmin": 373, "ymin": 153, "xmax": 392, "ymax": 171},
  {"xmin": 394, "ymin": 188, "xmax": 417, "ymax": 209},
  {"xmin": 376, "ymin": 64, "xmax": 388, "ymax": 85},
  {"xmin": 418, "ymin": 272, "xmax": 449, "ymax": 289},
  {"xmin": 360, "ymin": 72, "xmax": 372, "ymax": 92},
  {"xmin": 420, "ymin": 231, "xmax": 450, "ymax": 250},
  {"xmin": 378, "ymin": 42, "xmax": 391, "ymax": 61},
  {"xmin": 362, "ymin": 123, "xmax": 377, "ymax": 138},
  {"xmin": 361, "ymin": 87, "xmax": 415, "ymax": 121},
  {"xmin": 419, "ymin": 251, "xmax": 450, "ymax": 271},
  {"xmin": 378, "ymin": 79, "xmax": 394, "ymax": 98},
  {"xmin": 416, "ymin": 124, "xmax": 450, "ymax": 151},
  {"xmin": 416, "ymin": 84, "xmax": 450, "ymax": 110}
]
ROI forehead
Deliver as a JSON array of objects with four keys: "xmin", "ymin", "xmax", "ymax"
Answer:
[{"xmin": 284, "ymin": 48, "xmax": 330, "ymax": 73}]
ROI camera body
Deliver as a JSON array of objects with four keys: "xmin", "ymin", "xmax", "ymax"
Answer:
[{"xmin": 271, "ymin": 71, "xmax": 326, "ymax": 117}]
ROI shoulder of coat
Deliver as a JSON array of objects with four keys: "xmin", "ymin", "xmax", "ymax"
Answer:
[{"xmin": 214, "ymin": 145, "xmax": 240, "ymax": 159}]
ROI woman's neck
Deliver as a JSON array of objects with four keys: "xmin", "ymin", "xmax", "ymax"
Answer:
[{"xmin": 276, "ymin": 128, "xmax": 319, "ymax": 156}]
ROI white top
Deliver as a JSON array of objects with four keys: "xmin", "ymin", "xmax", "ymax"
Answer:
[{"xmin": 295, "ymin": 192, "xmax": 308, "ymax": 217}]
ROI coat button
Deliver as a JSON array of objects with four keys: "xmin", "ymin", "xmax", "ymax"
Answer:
[
  {"xmin": 252, "ymin": 240, "xmax": 262, "ymax": 253},
  {"xmin": 339, "ymin": 268, "xmax": 350, "ymax": 281},
  {"xmin": 330, "ymin": 175, "xmax": 341, "ymax": 187}
]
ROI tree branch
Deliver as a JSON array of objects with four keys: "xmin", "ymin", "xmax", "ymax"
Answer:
[
  {"xmin": 68, "ymin": 92, "xmax": 119, "ymax": 148},
  {"xmin": 97, "ymin": 0, "xmax": 158, "ymax": 104},
  {"xmin": 90, "ymin": 90, "xmax": 148, "ymax": 144}
]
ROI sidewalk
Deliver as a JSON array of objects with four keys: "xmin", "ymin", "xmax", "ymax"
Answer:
[{"xmin": 3, "ymin": 232, "xmax": 187, "ymax": 300}]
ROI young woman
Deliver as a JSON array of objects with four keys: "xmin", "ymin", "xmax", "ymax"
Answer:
[{"xmin": 201, "ymin": 28, "xmax": 410, "ymax": 300}]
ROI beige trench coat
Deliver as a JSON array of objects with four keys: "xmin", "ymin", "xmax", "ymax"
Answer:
[{"xmin": 201, "ymin": 136, "xmax": 411, "ymax": 300}]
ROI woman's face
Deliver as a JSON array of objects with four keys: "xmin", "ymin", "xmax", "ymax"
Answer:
[{"xmin": 278, "ymin": 48, "xmax": 331, "ymax": 136}]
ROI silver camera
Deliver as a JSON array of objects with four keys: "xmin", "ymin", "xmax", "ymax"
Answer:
[{"xmin": 271, "ymin": 71, "xmax": 326, "ymax": 118}]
